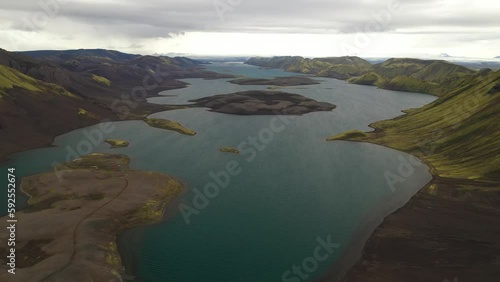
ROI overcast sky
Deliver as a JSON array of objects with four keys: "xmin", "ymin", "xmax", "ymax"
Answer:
[{"xmin": 1, "ymin": 0, "xmax": 499, "ymax": 58}]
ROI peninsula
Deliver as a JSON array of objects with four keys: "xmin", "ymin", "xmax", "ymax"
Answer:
[{"xmin": 0, "ymin": 153, "xmax": 183, "ymax": 282}]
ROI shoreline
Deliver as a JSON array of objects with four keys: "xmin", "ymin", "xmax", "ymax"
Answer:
[
  {"xmin": 316, "ymin": 139, "xmax": 435, "ymax": 281},
  {"xmin": 116, "ymin": 175, "xmax": 192, "ymax": 280},
  {"xmin": 318, "ymin": 136, "xmax": 435, "ymax": 281},
  {"xmin": 0, "ymin": 104, "xmax": 188, "ymax": 166},
  {"xmin": 325, "ymin": 119, "xmax": 500, "ymax": 281},
  {"xmin": 0, "ymin": 154, "xmax": 184, "ymax": 281}
]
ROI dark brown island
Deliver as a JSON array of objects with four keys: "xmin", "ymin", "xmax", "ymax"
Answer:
[
  {"xmin": 190, "ymin": 90, "xmax": 335, "ymax": 115},
  {"xmin": 229, "ymin": 76, "xmax": 320, "ymax": 86}
]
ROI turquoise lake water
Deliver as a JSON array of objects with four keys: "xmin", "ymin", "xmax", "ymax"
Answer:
[{"xmin": 0, "ymin": 63, "xmax": 436, "ymax": 281}]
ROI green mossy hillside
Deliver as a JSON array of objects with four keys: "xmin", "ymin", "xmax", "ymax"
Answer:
[
  {"xmin": 0, "ymin": 65, "xmax": 78, "ymax": 98},
  {"xmin": 330, "ymin": 70, "xmax": 500, "ymax": 181},
  {"xmin": 326, "ymin": 130, "xmax": 368, "ymax": 141},
  {"xmin": 349, "ymin": 58, "xmax": 475, "ymax": 96},
  {"xmin": 91, "ymin": 74, "xmax": 112, "ymax": 86},
  {"xmin": 245, "ymin": 56, "xmax": 373, "ymax": 79},
  {"xmin": 246, "ymin": 56, "xmax": 476, "ymax": 96}
]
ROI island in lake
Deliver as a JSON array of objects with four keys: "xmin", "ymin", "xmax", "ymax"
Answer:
[
  {"xmin": 220, "ymin": 147, "xmax": 240, "ymax": 154},
  {"xmin": 144, "ymin": 118, "xmax": 197, "ymax": 136},
  {"xmin": 104, "ymin": 139, "xmax": 129, "ymax": 148},
  {"xmin": 229, "ymin": 76, "xmax": 320, "ymax": 86},
  {"xmin": 0, "ymin": 153, "xmax": 183, "ymax": 282},
  {"xmin": 190, "ymin": 90, "xmax": 336, "ymax": 115}
]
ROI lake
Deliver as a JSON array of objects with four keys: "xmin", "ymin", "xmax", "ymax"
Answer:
[{"xmin": 0, "ymin": 62, "xmax": 436, "ymax": 281}]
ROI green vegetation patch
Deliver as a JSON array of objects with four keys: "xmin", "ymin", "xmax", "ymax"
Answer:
[
  {"xmin": 92, "ymin": 74, "xmax": 112, "ymax": 86},
  {"xmin": 105, "ymin": 139, "xmax": 129, "ymax": 148},
  {"xmin": 326, "ymin": 130, "xmax": 368, "ymax": 141},
  {"xmin": 78, "ymin": 108, "xmax": 98, "ymax": 119},
  {"xmin": 101, "ymin": 242, "xmax": 121, "ymax": 267},
  {"xmin": 144, "ymin": 118, "xmax": 197, "ymax": 136},
  {"xmin": 378, "ymin": 76, "xmax": 440, "ymax": 95},
  {"xmin": 66, "ymin": 153, "xmax": 130, "ymax": 171},
  {"xmin": 348, "ymin": 72, "xmax": 381, "ymax": 86},
  {"xmin": 0, "ymin": 65, "xmax": 78, "ymax": 99},
  {"xmin": 0, "ymin": 65, "xmax": 43, "ymax": 95},
  {"xmin": 220, "ymin": 147, "xmax": 240, "ymax": 154},
  {"xmin": 131, "ymin": 177, "xmax": 183, "ymax": 225}
]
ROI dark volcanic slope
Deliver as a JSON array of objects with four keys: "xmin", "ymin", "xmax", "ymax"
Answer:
[
  {"xmin": 190, "ymin": 90, "xmax": 335, "ymax": 115},
  {"xmin": 229, "ymin": 76, "xmax": 320, "ymax": 86},
  {"xmin": 0, "ymin": 65, "xmax": 118, "ymax": 159},
  {"xmin": 19, "ymin": 49, "xmax": 140, "ymax": 62},
  {"xmin": 0, "ymin": 48, "xmax": 233, "ymax": 160},
  {"xmin": 331, "ymin": 70, "xmax": 500, "ymax": 282}
]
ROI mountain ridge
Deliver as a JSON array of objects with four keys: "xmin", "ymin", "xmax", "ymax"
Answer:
[
  {"xmin": 0, "ymin": 48, "xmax": 231, "ymax": 160},
  {"xmin": 245, "ymin": 56, "xmax": 373, "ymax": 79},
  {"xmin": 245, "ymin": 56, "xmax": 476, "ymax": 95}
]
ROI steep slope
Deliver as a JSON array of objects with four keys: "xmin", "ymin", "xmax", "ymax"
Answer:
[
  {"xmin": 349, "ymin": 58, "xmax": 475, "ymax": 95},
  {"xmin": 0, "ymin": 65, "xmax": 118, "ymax": 159},
  {"xmin": 0, "ymin": 48, "xmax": 119, "ymax": 99},
  {"xmin": 245, "ymin": 56, "xmax": 373, "ymax": 79},
  {"xmin": 328, "ymin": 70, "xmax": 500, "ymax": 281},
  {"xmin": 0, "ymin": 48, "xmax": 235, "ymax": 160},
  {"xmin": 12, "ymin": 49, "xmax": 229, "ymax": 101}
]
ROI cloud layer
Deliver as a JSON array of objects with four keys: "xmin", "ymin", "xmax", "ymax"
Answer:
[{"xmin": 1, "ymin": 0, "xmax": 499, "ymax": 57}]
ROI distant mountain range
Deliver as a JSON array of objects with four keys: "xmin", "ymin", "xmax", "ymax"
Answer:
[
  {"xmin": 245, "ymin": 56, "xmax": 474, "ymax": 96},
  {"xmin": 246, "ymin": 56, "xmax": 373, "ymax": 80},
  {"xmin": 19, "ymin": 49, "xmax": 140, "ymax": 62}
]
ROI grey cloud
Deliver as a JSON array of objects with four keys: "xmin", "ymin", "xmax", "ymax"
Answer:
[{"xmin": 1, "ymin": 0, "xmax": 499, "ymax": 49}]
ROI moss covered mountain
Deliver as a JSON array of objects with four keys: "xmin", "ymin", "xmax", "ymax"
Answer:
[
  {"xmin": 246, "ymin": 56, "xmax": 476, "ymax": 96},
  {"xmin": 245, "ymin": 56, "xmax": 373, "ymax": 79},
  {"xmin": 349, "ymin": 58, "xmax": 475, "ymax": 95},
  {"xmin": 332, "ymin": 69, "xmax": 499, "ymax": 179},
  {"xmin": 329, "ymin": 69, "xmax": 500, "ymax": 281}
]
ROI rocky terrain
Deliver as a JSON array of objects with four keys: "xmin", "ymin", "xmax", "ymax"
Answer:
[
  {"xmin": 190, "ymin": 90, "xmax": 336, "ymax": 115},
  {"xmin": 0, "ymin": 153, "xmax": 183, "ymax": 282}
]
